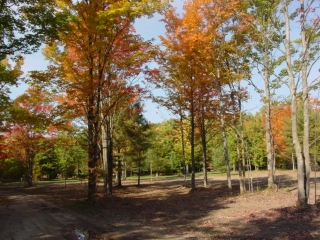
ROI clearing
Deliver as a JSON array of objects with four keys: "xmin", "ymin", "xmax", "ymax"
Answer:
[{"xmin": 1, "ymin": 170, "xmax": 320, "ymax": 239}]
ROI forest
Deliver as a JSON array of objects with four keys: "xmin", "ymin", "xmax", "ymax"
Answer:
[{"xmin": 0, "ymin": 0, "xmax": 319, "ymax": 210}]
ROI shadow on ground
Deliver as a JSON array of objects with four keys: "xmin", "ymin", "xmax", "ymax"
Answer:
[{"xmin": 2, "ymin": 171, "xmax": 320, "ymax": 239}]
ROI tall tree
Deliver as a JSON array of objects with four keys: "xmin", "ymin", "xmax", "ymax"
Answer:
[
  {"xmin": 248, "ymin": 0, "xmax": 282, "ymax": 187},
  {"xmin": 281, "ymin": 0, "xmax": 320, "ymax": 207},
  {"xmin": 155, "ymin": 0, "xmax": 251, "ymax": 190},
  {"xmin": 44, "ymin": 0, "xmax": 167, "ymax": 201}
]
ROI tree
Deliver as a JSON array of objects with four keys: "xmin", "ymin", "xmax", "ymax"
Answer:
[
  {"xmin": 3, "ymin": 87, "xmax": 57, "ymax": 185},
  {"xmin": 244, "ymin": 112, "xmax": 267, "ymax": 170},
  {"xmin": 37, "ymin": 146, "xmax": 60, "ymax": 180},
  {"xmin": 270, "ymin": 103, "xmax": 291, "ymax": 166},
  {"xmin": 43, "ymin": 0, "xmax": 168, "ymax": 201},
  {"xmin": 281, "ymin": 0, "xmax": 320, "ymax": 207},
  {"xmin": 155, "ymin": 0, "xmax": 251, "ymax": 190},
  {"xmin": 121, "ymin": 102, "xmax": 150, "ymax": 186},
  {"xmin": 248, "ymin": 0, "xmax": 282, "ymax": 187}
]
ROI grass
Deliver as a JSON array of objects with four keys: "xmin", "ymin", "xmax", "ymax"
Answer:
[
  {"xmin": 0, "ymin": 178, "xmax": 83, "ymax": 186},
  {"xmin": 1, "ymin": 170, "xmax": 270, "ymax": 187}
]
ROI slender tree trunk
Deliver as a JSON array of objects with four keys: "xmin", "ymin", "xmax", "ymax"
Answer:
[
  {"xmin": 123, "ymin": 161, "xmax": 126, "ymax": 180},
  {"xmin": 230, "ymin": 87, "xmax": 246, "ymax": 193},
  {"xmin": 156, "ymin": 155, "xmax": 159, "ymax": 180},
  {"xmin": 190, "ymin": 95, "xmax": 196, "ymax": 190},
  {"xmin": 87, "ymin": 106, "xmax": 98, "ymax": 202},
  {"xmin": 26, "ymin": 158, "xmax": 33, "ymax": 187},
  {"xmin": 106, "ymin": 115, "xmax": 113, "ymax": 196},
  {"xmin": 240, "ymin": 123, "xmax": 247, "ymax": 191},
  {"xmin": 101, "ymin": 124, "xmax": 108, "ymax": 194},
  {"xmin": 200, "ymin": 118, "xmax": 208, "ymax": 187},
  {"xmin": 138, "ymin": 153, "xmax": 141, "ymax": 186},
  {"xmin": 300, "ymin": 0, "xmax": 310, "ymax": 202},
  {"xmin": 263, "ymin": 49, "xmax": 275, "ymax": 187},
  {"xmin": 179, "ymin": 114, "xmax": 187, "ymax": 185},
  {"xmin": 283, "ymin": 0, "xmax": 308, "ymax": 207},
  {"xmin": 150, "ymin": 157, "xmax": 153, "ymax": 182},
  {"xmin": 117, "ymin": 153, "xmax": 122, "ymax": 187},
  {"xmin": 219, "ymin": 83, "xmax": 232, "ymax": 190},
  {"xmin": 292, "ymin": 151, "xmax": 296, "ymax": 170}
]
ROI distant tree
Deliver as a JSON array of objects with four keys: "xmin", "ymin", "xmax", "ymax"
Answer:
[
  {"xmin": 37, "ymin": 147, "xmax": 60, "ymax": 180},
  {"xmin": 244, "ymin": 112, "xmax": 266, "ymax": 170},
  {"xmin": 3, "ymin": 87, "xmax": 57, "ymax": 186},
  {"xmin": 121, "ymin": 103, "xmax": 150, "ymax": 186}
]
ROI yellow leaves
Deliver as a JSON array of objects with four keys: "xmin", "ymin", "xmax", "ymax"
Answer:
[
  {"xmin": 12, "ymin": 56, "xmax": 24, "ymax": 78},
  {"xmin": 0, "ymin": 56, "xmax": 24, "ymax": 79},
  {"xmin": 95, "ymin": 0, "xmax": 170, "ymax": 21},
  {"xmin": 158, "ymin": 0, "xmax": 252, "ymax": 101}
]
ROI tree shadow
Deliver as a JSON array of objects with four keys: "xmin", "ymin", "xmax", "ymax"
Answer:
[
  {"xmin": 210, "ymin": 205, "xmax": 320, "ymax": 239},
  {"xmin": 91, "ymin": 173, "xmax": 320, "ymax": 239},
  {"xmin": 3, "ymin": 171, "xmax": 320, "ymax": 239}
]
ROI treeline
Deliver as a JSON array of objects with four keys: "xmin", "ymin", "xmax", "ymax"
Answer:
[{"xmin": 1, "ymin": 99, "xmax": 319, "ymax": 181}]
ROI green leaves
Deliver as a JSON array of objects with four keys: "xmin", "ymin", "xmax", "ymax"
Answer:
[
  {"xmin": 0, "ymin": 56, "xmax": 24, "ymax": 123},
  {"xmin": 0, "ymin": 0, "xmax": 68, "ymax": 60}
]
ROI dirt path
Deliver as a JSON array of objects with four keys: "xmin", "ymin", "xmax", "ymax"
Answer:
[
  {"xmin": 0, "ymin": 188, "xmax": 104, "ymax": 240},
  {"xmin": 1, "ymin": 170, "xmax": 320, "ymax": 239}
]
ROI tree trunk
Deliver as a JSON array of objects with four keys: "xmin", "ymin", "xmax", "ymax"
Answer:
[
  {"xmin": 101, "ymin": 124, "xmax": 108, "ymax": 194},
  {"xmin": 156, "ymin": 155, "xmax": 159, "ymax": 180},
  {"xmin": 138, "ymin": 154, "xmax": 141, "ymax": 186},
  {"xmin": 219, "ymin": 83, "xmax": 232, "ymax": 190},
  {"xmin": 190, "ymin": 95, "xmax": 196, "ymax": 190},
  {"xmin": 300, "ymin": 0, "xmax": 311, "ymax": 203},
  {"xmin": 263, "ymin": 49, "xmax": 275, "ymax": 187},
  {"xmin": 283, "ymin": 0, "xmax": 308, "ymax": 207},
  {"xmin": 179, "ymin": 114, "xmax": 187, "ymax": 186},
  {"xmin": 230, "ymin": 84, "xmax": 246, "ymax": 193},
  {"xmin": 123, "ymin": 161, "xmax": 127, "ymax": 180},
  {"xmin": 150, "ymin": 157, "xmax": 153, "ymax": 182},
  {"xmin": 105, "ymin": 115, "xmax": 113, "ymax": 196},
  {"xmin": 200, "ymin": 117, "xmax": 208, "ymax": 187},
  {"xmin": 292, "ymin": 152, "xmax": 296, "ymax": 170},
  {"xmin": 117, "ymin": 159, "xmax": 122, "ymax": 187},
  {"xmin": 87, "ymin": 105, "xmax": 98, "ymax": 202},
  {"xmin": 26, "ymin": 149, "xmax": 34, "ymax": 187}
]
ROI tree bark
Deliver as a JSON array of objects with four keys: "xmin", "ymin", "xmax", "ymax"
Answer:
[
  {"xmin": 300, "ymin": 0, "xmax": 311, "ymax": 203},
  {"xmin": 263, "ymin": 49, "xmax": 275, "ymax": 187},
  {"xmin": 87, "ymin": 102, "xmax": 99, "ymax": 202},
  {"xmin": 200, "ymin": 117, "xmax": 208, "ymax": 187},
  {"xmin": 190, "ymin": 93, "xmax": 196, "ymax": 190},
  {"xmin": 230, "ymin": 87, "xmax": 245, "ymax": 193},
  {"xmin": 283, "ymin": 0, "xmax": 308, "ymax": 207},
  {"xmin": 219, "ymin": 82, "xmax": 232, "ymax": 190},
  {"xmin": 105, "ymin": 115, "xmax": 113, "ymax": 196},
  {"xmin": 179, "ymin": 114, "xmax": 187, "ymax": 185}
]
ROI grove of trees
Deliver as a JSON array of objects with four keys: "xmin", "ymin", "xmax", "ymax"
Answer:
[{"xmin": 0, "ymin": 0, "xmax": 319, "ymax": 207}]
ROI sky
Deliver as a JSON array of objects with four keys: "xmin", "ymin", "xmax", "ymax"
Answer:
[{"xmin": 11, "ymin": 0, "xmax": 315, "ymax": 124}]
